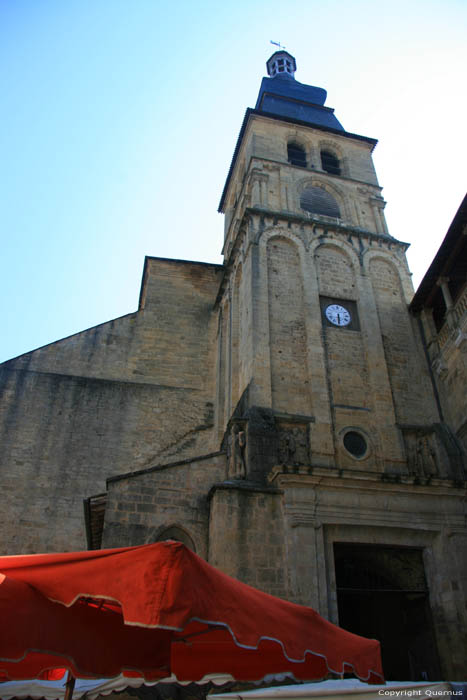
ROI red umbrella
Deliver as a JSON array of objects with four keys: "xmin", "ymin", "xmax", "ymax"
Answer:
[{"xmin": 0, "ymin": 541, "xmax": 383, "ymax": 692}]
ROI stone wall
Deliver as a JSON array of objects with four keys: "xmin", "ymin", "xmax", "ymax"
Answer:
[
  {"xmin": 102, "ymin": 454, "xmax": 226, "ymax": 558},
  {"xmin": 208, "ymin": 483, "xmax": 288, "ymax": 598},
  {"xmin": 0, "ymin": 258, "xmax": 223, "ymax": 554},
  {"xmin": 426, "ymin": 285, "xmax": 467, "ymax": 452},
  {"xmin": 0, "ymin": 367, "xmax": 219, "ymax": 553},
  {"xmin": 370, "ymin": 256, "xmax": 439, "ymax": 425}
]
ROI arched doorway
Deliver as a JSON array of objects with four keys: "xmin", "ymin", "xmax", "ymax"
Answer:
[{"xmin": 156, "ymin": 525, "xmax": 196, "ymax": 552}]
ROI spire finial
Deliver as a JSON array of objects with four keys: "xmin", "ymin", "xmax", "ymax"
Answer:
[{"xmin": 270, "ymin": 40, "xmax": 286, "ymax": 50}]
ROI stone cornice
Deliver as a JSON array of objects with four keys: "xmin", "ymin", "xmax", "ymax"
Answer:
[
  {"xmin": 208, "ymin": 480, "xmax": 283, "ymax": 501},
  {"xmin": 285, "ymin": 502, "xmax": 465, "ymax": 532},
  {"xmin": 216, "ymin": 204, "xmax": 410, "ymax": 309},
  {"xmin": 245, "ymin": 206, "xmax": 409, "ymax": 250},
  {"xmin": 268, "ymin": 464, "xmax": 467, "ymax": 496},
  {"xmin": 107, "ymin": 451, "xmax": 225, "ymax": 485}
]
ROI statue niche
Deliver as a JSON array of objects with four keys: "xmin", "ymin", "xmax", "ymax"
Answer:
[
  {"xmin": 227, "ymin": 423, "xmax": 247, "ymax": 480},
  {"xmin": 402, "ymin": 425, "xmax": 464, "ymax": 479},
  {"xmin": 277, "ymin": 422, "xmax": 310, "ymax": 467},
  {"xmin": 406, "ymin": 429, "xmax": 439, "ymax": 478}
]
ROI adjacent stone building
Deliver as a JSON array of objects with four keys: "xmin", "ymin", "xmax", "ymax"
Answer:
[
  {"xmin": 410, "ymin": 195, "xmax": 467, "ymax": 455},
  {"xmin": 1, "ymin": 52, "xmax": 466, "ymax": 680}
]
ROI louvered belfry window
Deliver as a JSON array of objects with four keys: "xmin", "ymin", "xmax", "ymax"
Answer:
[
  {"xmin": 300, "ymin": 186, "xmax": 340, "ymax": 218},
  {"xmin": 287, "ymin": 142, "xmax": 307, "ymax": 168},
  {"xmin": 321, "ymin": 150, "xmax": 341, "ymax": 175}
]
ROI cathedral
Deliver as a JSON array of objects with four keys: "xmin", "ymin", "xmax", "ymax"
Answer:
[{"xmin": 1, "ymin": 52, "xmax": 466, "ymax": 681}]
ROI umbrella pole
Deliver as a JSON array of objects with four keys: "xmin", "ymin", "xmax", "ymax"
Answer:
[{"xmin": 64, "ymin": 672, "xmax": 76, "ymax": 700}]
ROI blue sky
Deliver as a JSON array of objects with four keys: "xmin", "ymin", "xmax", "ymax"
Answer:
[{"xmin": 1, "ymin": 0, "xmax": 466, "ymax": 363}]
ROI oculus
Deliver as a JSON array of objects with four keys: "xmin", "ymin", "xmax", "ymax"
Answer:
[{"xmin": 343, "ymin": 431, "xmax": 368, "ymax": 458}]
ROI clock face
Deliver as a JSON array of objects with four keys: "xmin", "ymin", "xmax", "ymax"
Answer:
[{"xmin": 325, "ymin": 304, "xmax": 351, "ymax": 327}]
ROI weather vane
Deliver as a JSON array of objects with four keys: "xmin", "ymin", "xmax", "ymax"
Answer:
[{"xmin": 270, "ymin": 40, "xmax": 286, "ymax": 50}]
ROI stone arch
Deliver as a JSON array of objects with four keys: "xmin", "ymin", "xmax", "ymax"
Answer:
[
  {"xmin": 297, "ymin": 177, "xmax": 349, "ymax": 221},
  {"xmin": 368, "ymin": 254, "xmax": 405, "ymax": 302},
  {"xmin": 314, "ymin": 242, "xmax": 357, "ymax": 300},
  {"xmin": 260, "ymin": 225, "xmax": 308, "ymax": 254},
  {"xmin": 368, "ymin": 254, "xmax": 432, "ymax": 423},
  {"xmin": 301, "ymin": 185, "xmax": 340, "ymax": 218},
  {"xmin": 364, "ymin": 249, "xmax": 412, "ymax": 304},
  {"xmin": 153, "ymin": 524, "xmax": 196, "ymax": 552},
  {"xmin": 266, "ymin": 235, "xmax": 311, "ymax": 415},
  {"xmin": 287, "ymin": 141, "xmax": 307, "ymax": 168},
  {"xmin": 284, "ymin": 129, "xmax": 311, "ymax": 164},
  {"xmin": 310, "ymin": 235, "xmax": 361, "ymax": 270},
  {"xmin": 313, "ymin": 241, "xmax": 370, "ymax": 413},
  {"xmin": 318, "ymin": 138, "xmax": 345, "ymax": 161},
  {"xmin": 318, "ymin": 138, "xmax": 347, "ymax": 176},
  {"xmin": 265, "ymin": 232, "xmax": 306, "ymax": 271}
]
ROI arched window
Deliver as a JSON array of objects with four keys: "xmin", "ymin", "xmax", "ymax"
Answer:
[
  {"xmin": 321, "ymin": 150, "xmax": 341, "ymax": 175},
  {"xmin": 287, "ymin": 142, "xmax": 307, "ymax": 168},
  {"xmin": 300, "ymin": 185, "xmax": 340, "ymax": 218}
]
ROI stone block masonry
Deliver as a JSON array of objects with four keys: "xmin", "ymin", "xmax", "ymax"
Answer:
[{"xmin": 0, "ymin": 258, "xmax": 224, "ymax": 553}]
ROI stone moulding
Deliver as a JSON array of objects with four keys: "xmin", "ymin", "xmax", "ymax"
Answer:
[
  {"xmin": 106, "ymin": 451, "xmax": 225, "ymax": 485},
  {"xmin": 207, "ymin": 480, "xmax": 283, "ymax": 501},
  {"xmin": 268, "ymin": 464, "xmax": 467, "ymax": 493},
  {"xmin": 245, "ymin": 206, "xmax": 408, "ymax": 249}
]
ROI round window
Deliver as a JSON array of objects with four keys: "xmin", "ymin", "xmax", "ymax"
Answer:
[{"xmin": 343, "ymin": 431, "xmax": 367, "ymax": 458}]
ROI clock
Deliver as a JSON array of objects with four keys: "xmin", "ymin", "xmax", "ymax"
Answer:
[{"xmin": 325, "ymin": 304, "xmax": 351, "ymax": 327}]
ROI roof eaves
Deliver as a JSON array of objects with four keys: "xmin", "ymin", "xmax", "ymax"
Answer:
[
  {"xmin": 218, "ymin": 108, "xmax": 253, "ymax": 213},
  {"xmin": 410, "ymin": 193, "xmax": 467, "ymax": 312}
]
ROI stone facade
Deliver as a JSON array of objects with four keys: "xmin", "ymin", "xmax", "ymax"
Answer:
[
  {"xmin": 0, "ymin": 54, "xmax": 466, "ymax": 680},
  {"xmin": 410, "ymin": 195, "xmax": 467, "ymax": 455},
  {"xmin": 0, "ymin": 258, "xmax": 223, "ymax": 552}
]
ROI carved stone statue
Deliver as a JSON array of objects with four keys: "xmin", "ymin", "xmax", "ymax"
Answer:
[
  {"xmin": 418, "ymin": 433, "xmax": 438, "ymax": 476},
  {"xmin": 407, "ymin": 434, "xmax": 420, "ymax": 475},
  {"xmin": 292, "ymin": 427, "xmax": 309, "ymax": 464},
  {"xmin": 408, "ymin": 430, "xmax": 438, "ymax": 477},
  {"xmin": 278, "ymin": 431, "xmax": 296, "ymax": 464},
  {"xmin": 228, "ymin": 425, "xmax": 246, "ymax": 479}
]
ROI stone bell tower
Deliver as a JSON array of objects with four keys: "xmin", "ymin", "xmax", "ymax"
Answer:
[
  {"xmin": 210, "ymin": 52, "xmax": 466, "ymax": 680},
  {"xmin": 215, "ymin": 50, "xmax": 442, "ymax": 479}
]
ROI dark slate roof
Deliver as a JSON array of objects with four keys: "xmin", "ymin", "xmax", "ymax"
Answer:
[
  {"xmin": 255, "ymin": 75, "xmax": 344, "ymax": 131},
  {"xmin": 410, "ymin": 193, "xmax": 467, "ymax": 311}
]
